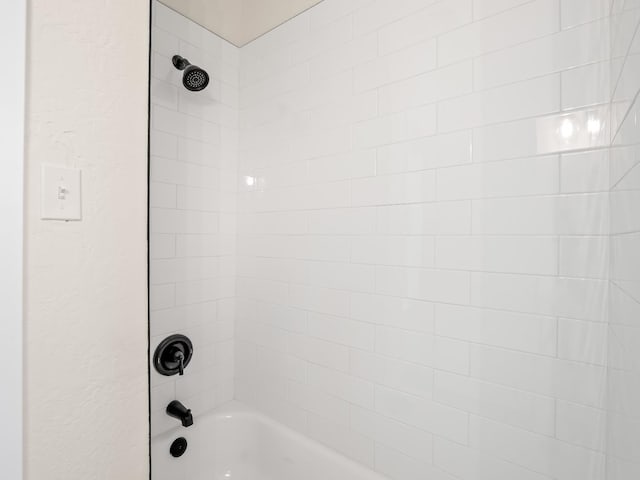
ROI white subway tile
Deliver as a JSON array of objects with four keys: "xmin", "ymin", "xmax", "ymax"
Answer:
[
  {"xmin": 288, "ymin": 284, "xmax": 350, "ymax": 317},
  {"xmin": 376, "ymin": 266, "xmax": 471, "ymax": 305},
  {"xmin": 438, "ymin": 0, "xmax": 560, "ymax": 65},
  {"xmin": 561, "ymin": 150, "xmax": 610, "ymax": 193},
  {"xmin": 438, "ymin": 75, "xmax": 561, "ymax": 132},
  {"xmin": 470, "ymin": 345, "xmax": 606, "ymax": 407},
  {"xmin": 306, "ymin": 150, "xmax": 376, "ymax": 183},
  {"xmin": 379, "ymin": 61, "xmax": 473, "ymax": 115},
  {"xmin": 435, "ymin": 436, "xmax": 550, "ymax": 480},
  {"xmin": 351, "ymin": 350, "xmax": 434, "ymax": 398},
  {"xmin": 176, "ymin": 186, "xmax": 220, "ymax": 211},
  {"xmin": 307, "ymin": 363, "xmax": 374, "ymax": 408},
  {"xmin": 436, "ymin": 236, "xmax": 558, "ymax": 276},
  {"xmin": 354, "ymin": 39, "xmax": 438, "ymax": 93},
  {"xmin": 238, "ymin": 277, "xmax": 288, "ymax": 305},
  {"xmin": 469, "ymin": 416, "xmax": 605, "ymax": 479},
  {"xmin": 352, "ymin": 235, "xmax": 435, "ymax": 268},
  {"xmin": 351, "ymin": 406, "xmax": 434, "ymax": 463},
  {"xmin": 375, "ymin": 444, "xmax": 451, "ymax": 480},
  {"xmin": 561, "ymin": 0, "xmax": 609, "ymax": 29},
  {"xmin": 375, "ymin": 386, "xmax": 469, "ymax": 443},
  {"xmin": 376, "ymin": 131, "xmax": 473, "ymax": 174},
  {"xmin": 153, "ymin": 105, "xmax": 221, "ymax": 144},
  {"xmin": 472, "ymin": 194, "xmax": 609, "ymax": 235},
  {"xmin": 151, "ymin": 301, "xmax": 217, "ymax": 336},
  {"xmin": 307, "ymin": 207, "xmax": 377, "ymax": 235},
  {"xmin": 473, "ymin": 0, "xmax": 533, "ymax": 20},
  {"xmin": 154, "ymin": 3, "xmax": 217, "ymax": 51},
  {"xmin": 308, "ymin": 312, "xmax": 375, "ymax": 350},
  {"xmin": 377, "ymin": 201, "xmax": 472, "ymax": 235},
  {"xmin": 151, "ymin": 77, "xmax": 179, "ymax": 110},
  {"xmin": 353, "ymin": 0, "xmax": 440, "ymax": 36},
  {"xmin": 151, "ymin": 25, "xmax": 179, "ymax": 58},
  {"xmin": 150, "ymin": 284, "xmax": 175, "ymax": 311},
  {"xmin": 178, "ymin": 137, "xmax": 223, "ymax": 168},
  {"xmin": 556, "ymin": 400, "xmax": 606, "ymax": 451},
  {"xmin": 559, "ymin": 236, "xmax": 609, "ymax": 279},
  {"xmin": 310, "ymin": 0, "xmax": 373, "ymax": 31},
  {"xmin": 151, "ymin": 257, "xmax": 220, "ymax": 285},
  {"xmin": 150, "ymin": 182, "xmax": 177, "ymax": 208},
  {"xmin": 176, "ymin": 234, "xmax": 229, "ymax": 258},
  {"xmin": 473, "ymin": 107, "xmax": 610, "ymax": 162},
  {"xmin": 562, "ymin": 61, "xmax": 610, "ymax": 110},
  {"xmin": 471, "ymin": 272, "xmax": 607, "ymax": 321},
  {"xmin": 350, "ymin": 293, "xmax": 435, "ymax": 333},
  {"xmin": 307, "ymin": 413, "xmax": 375, "ymax": 467},
  {"xmin": 436, "ymin": 155, "xmax": 559, "ymax": 201},
  {"xmin": 378, "ymin": 0, "xmax": 473, "ymax": 55},
  {"xmin": 375, "ymin": 326, "xmax": 434, "ymax": 365},
  {"xmin": 558, "ymin": 318, "xmax": 608, "ymax": 365},
  {"xmin": 434, "ymin": 371, "xmax": 556, "ymax": 435},
  {"xmin": 351, "ymin": 171, "xmax": 436, "ymax": 206},
  {"xmin": 150, "ymin": 381, "xmax": 175, "ymax": 413},
  {"xmin": 150, "ymin": 208, "xmax": 219, "ymax": 235},
  {"xmin": 434, "ymin": 337, "xmax": 470, "ymax": 375},
  {"xmin": 287, "ymin": 381, "xmax": 350, "ymax": 424},
  {"xmin": 152, "ymin": 157, "xmax": 220, "ymax": 188},
  {"xmin": 236, "ymin": 318, "xmax": 289, "ymax": 351},
  {"xmin": 436, "ymin": 304, "xmax": 557, "ymax": 355},
  {"xmin": 291, "ymin": 15, "xmax": 353, "ymax": 63},
  {"xmin": 150, "ymin": 234, "xmax": 176, "ymax": 260},
  {"xmin": 176, "ymin": 277, "xmax": 231, "ymax": 305},
  {"xmin": 151, "ymin": 130, "xmax": 178, "ymax": 159},
  {"xmin": 474, "ymin": 19, "xmax": 610, "ymax": 91},
  {"xmin": 353, "ymin": 105, "xmax": 438, "ymax": 149},
  {"xmin": 309, "ymin": 33, "xmax": 377, "ymax": 81}
]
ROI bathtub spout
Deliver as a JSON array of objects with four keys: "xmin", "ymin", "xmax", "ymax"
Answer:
[{"xmin": 167, "ymin": 400, "xmax": 193, "ymax": 427}]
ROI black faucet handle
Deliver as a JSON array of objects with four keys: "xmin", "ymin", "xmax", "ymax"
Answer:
[
  {"xmin": 173, "ymin": 350, "xmax": 185, "ymax": 376},
  {"xmin": 153, "ymin": 334, "xmax": 194, "ymax": 377}
]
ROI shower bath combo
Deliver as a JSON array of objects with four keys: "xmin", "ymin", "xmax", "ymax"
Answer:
[{"xmin": 149, "ymin": 1, "xmax": 640, "ymax": 480}]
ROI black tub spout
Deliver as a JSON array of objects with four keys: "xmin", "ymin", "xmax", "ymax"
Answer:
[{"xmin": 166, "ymin": 400, "xmax": 193, "ymax": 427}]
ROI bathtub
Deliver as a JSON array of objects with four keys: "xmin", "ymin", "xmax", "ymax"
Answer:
[{"xmin": 151, "ymin": 401, "xmax": 388, "ymax": 480}]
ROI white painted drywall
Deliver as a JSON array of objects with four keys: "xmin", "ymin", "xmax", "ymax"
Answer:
[
  {"xmin": 0, "ymin": 1, "xmax": 25, "ymax": 478},
  {"xmin": 159, "ymin": 0, "xmax": 322, "ymax": 46},
  {"xmin": 25, "ymin": 1, "xmax": 150, "ymax": 478}
]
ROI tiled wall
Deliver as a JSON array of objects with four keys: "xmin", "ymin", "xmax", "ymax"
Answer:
[
  {"xmin": 149, "ymin": 2, "xmax": 239, "ymax": 437},
  {"xmin": 148, "ymin": 1, "xmax": 640, "ymax": 479},
  {"xmin": 235, "ymin": 0, "xmax": 614, "ymax": 479},
  {"xmin": 607, "ymin": 0, "xmax": 640, "ymax": 478}
]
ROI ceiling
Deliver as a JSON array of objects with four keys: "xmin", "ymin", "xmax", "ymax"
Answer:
[{"xmin": 159, "ymin": 0, "xmax": 324, "ymax": 47}]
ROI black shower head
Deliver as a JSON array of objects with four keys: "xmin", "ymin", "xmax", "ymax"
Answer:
[{"xmin": 172, "ymin": 55, "xmax": 209, "ymax": 92}]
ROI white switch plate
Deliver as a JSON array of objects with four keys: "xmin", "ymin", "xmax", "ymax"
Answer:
[{"xmin": 41, "ymin": 165, "xmax": 82, "ymax": 221}]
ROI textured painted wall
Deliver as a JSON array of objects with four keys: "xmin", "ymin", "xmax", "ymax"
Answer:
[
  {"xmin": 0, "ymin": 1, "xmax": 25, "ymax": 478},
  {"xmin": 25, "ymin": 0, "xmax": 150, "ymax": 478}
]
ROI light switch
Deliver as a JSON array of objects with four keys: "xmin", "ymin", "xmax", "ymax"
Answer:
[{"xmin": 41, "ymin": 165, "xmax": 82, "ymax": 221}]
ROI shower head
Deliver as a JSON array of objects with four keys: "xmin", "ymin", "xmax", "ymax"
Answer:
[{"xmin": 172, "ymin": 55, "xmax": 209, "ymax": 92}]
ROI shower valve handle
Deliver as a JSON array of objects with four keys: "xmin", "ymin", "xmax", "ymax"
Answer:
[
  {"xmin": 153, "ymin": 334, "xmax": 193, "ymax": 377},
  {"xmin": 173, "ymin": 350, "xmax": 185, "ymax": 376}
]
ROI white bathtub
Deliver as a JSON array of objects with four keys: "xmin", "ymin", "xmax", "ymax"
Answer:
[{"xmin": 152, "ymin": 401, "xmax": 388, "ymax": 480}]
